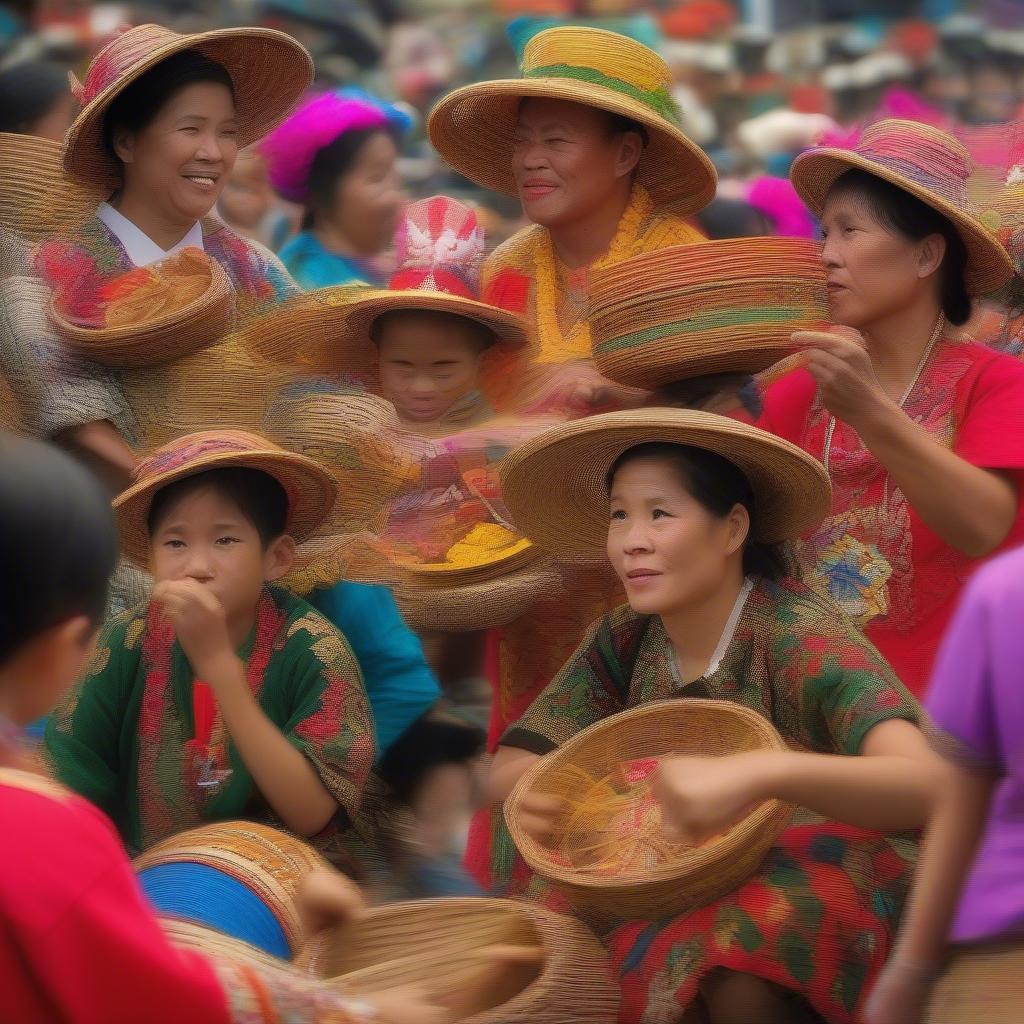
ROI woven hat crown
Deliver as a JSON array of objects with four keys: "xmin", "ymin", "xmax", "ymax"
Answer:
[
  {"xmin": 133, "ymin": 429, "xmax": 280, "ymax": 486},
  {"xmin": 845, "ymin": 118, "xmax": 973, "ymax": 211},
  {"xmin": 71, "ymin": 25, "xmax": 195, "ymax": 106},
  {"xmin": 520, "ymin": 27, "xmax": 681, "ymax": 128}
]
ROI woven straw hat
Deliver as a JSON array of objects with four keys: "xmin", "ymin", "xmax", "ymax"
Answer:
[
  {"xmin": 427, "ymin": 27, "xmax": 717, "ymax": 214},
  {"xmin": 63, "ymin": 24, "xmax": 314, "ymax": 189},
  {"xmin": 0, "ymin": 133, "xmax": 104, "ymax": 242},
  {"xmin": 135, "ymin": 820, "xmax": 327, "ymax": 959},
  {"xmin": 590, "ymin": 238, "xmax": 830, "ymax": 389},
  {"xmin": 790, "ymin": 118, "xmax": 1014, "ymax": 295},
  {"xmin": 506, "ymin": 699, "xmax": 793, "ymax": 925},
  {"xmin": 48, "ymin": 247, "xmax": 236, "ymax": 369},
  {"xmin": 501, "ymin": 409, "xmax": 831, "ymax": 550},
  {"xmin": 301, "ymin": 897, "xmax": 619, "ymax": 1022},
  {"xmin": 244, "ymin": 197, "xmax": 527, "ymax": 375},
  {"xmin": 114, "ymin": 429, "xmax": 338, "ymax": 565}
]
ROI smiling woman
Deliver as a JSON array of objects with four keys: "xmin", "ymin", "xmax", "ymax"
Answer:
[{"xmin": 13, "ymin": 24, "xmax": 313, "ymax": 488}]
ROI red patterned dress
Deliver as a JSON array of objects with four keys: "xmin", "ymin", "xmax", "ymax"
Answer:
[{"xmin": 754, "ymin": 339, "xmax": 1024, "ymax": 696}]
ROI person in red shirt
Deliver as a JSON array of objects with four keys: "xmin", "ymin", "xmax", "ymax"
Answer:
[
  {"xmin": 0, "ymin": 432, "xmax": 447, "ymax": 1024},
  {"xmin": 753, "ymin": 119, "xmax": 1024, "ymax": 697}
]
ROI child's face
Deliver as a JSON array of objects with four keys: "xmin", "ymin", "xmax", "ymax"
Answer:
[
  {"xmin": 376, "ymin": 314, "xmax": 486, "ymax": 425},
  {"xmin": 149, "ymin": 485, "xmax": 292, "ymax": 629}
]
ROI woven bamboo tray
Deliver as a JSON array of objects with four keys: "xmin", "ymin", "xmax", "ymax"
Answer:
[
  {"xmin": 507, "ymin": 699, "xmax": 793, "ymax": 923},
  {"xmin": 49, "ymin": 253, "xmax": 234, "ymax": 369},
  {"xmin": 301, "ymin": 897, "xmax": 619, "ymax": 1023}
]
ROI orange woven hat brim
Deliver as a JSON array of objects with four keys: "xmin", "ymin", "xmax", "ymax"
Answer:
[
  {"xmin": 500, "ymin": 408, "xmax": 831, "ymax": 550},
  {"xmin": 113, "ymin": 443, "xmax": 338, "ymax": 566},
  {"xmin": 428, "ymin": 78, "xmax": 716, "ymax": 216},
  {"xmin": 63, "ymin": 26, "xmax": 313, "ymax": 189},
  {"xmin": 590, "ymin": 237, "xmax": 830, "ymax": 389},
  {"xmin": 791, "ymin": 133, "xmax": 1013, "ymax": 296},
  {"xmin": 243, "ymin": 285, "xmax": 528, "ymax": 376},
  {"xmin": 0, "ymin": 133, "xmax": 105, "ymax": 241},
  {"xmin": 49, "ymin": 251, "xmax": 236, "ymax": 368}
]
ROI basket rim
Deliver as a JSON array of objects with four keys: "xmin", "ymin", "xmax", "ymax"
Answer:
[{"xmin": 506, "ymin": 698, "xmax": 791, "ymax": 890}]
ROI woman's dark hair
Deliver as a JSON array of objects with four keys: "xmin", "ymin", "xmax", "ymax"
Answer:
[
  {"xmin": 0, "ymin": 434, "xmax": 118, "ymax": 666},
  {"xmin": 379, "ymin": 715, "xmax": 486, "ymax": 806},
  {"xmin": 102, "ymin": 49, "xmax": 236, "ymax": 162},
  {"xmin": 0, "ymin": 59, "xmax": 69, "ymax": 134},
  {"xmin": 603, "ymin": 110, "xmax": 650, "ymax": 147},
  {"xmin": 301, "ymin": 125, "xmax": 395, "ymax": 231},
  {"xmin": 828, "ymin": 168, "xmax": 972, "ymax": 326},
  {"xmin": 605, "ymin": 441, "xmax": 792, "ymax": 580},
  {"xmin": 146, "ymin": 467, "xmax": 289, "ymax": 547}
]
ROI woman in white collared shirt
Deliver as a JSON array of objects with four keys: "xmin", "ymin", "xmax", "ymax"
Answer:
[{"xmin": 22, "ymin": 24, "xmax": 312, "ymax": 486}]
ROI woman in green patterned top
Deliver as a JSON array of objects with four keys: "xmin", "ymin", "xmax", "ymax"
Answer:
[{"xmin": 492, "ymin": 409, "xmax": 941, "ymax": 1024}]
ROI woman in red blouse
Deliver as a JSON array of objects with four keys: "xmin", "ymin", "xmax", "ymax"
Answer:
[{"xmin": 755, "ymin": 119, "xmax": 1024, "ymax": 696}]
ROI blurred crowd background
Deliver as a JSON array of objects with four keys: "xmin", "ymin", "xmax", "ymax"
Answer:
[{"xmin": 2, "ymin": 0, "xmax": 1023, "ymax": 288}]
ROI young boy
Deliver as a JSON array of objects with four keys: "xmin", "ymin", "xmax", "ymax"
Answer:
[
  {"xmin": 44, "ymin": 429, "xmax": 376, "ymax": 855},
  {"xmin": 0, "ymin": 432, "xmax": 444, "ymax": 1023}
]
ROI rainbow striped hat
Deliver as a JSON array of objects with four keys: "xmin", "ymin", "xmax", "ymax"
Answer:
[
  {"xmin": 427, "ymin": 26, "xmax": 716, "ymax": 216},
  {"xmin": 791, "ymin": 118, "xmax": 1014, "ymax": 296}
]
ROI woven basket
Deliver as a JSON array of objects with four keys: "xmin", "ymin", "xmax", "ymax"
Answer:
[
  {"xmin": 506, "ymin": 699, "xmax": 793, "ymax": 924},
  {"xmin": 134, "ymin": 821, "xmax": 328, "ymax": 958},
  {"xmin": 158, "ymin": 917, "xmax": 292, "ymax": 971},
  {"xmin": 301, "ymin": 897, "xmax": 619, "ymax": 1023},
  {"xmin": 590, "ymin": 238, "xmax": 829, "ymax": 389},
  {"xmin": 49, "ymin": 253, "xmax": 235, "ymax": 369}
]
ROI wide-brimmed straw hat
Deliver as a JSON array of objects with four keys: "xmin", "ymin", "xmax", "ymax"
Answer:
[
  {"xmin": 46, "ymin": 247, "xmax": 235, "ymax": 368},
  {"xmin": 590, "ymin": 237, "xmax": 830, "ymax": 389},
  {"xmin": 501, "ymin": 409, "xmax": 831, "ymax": 550},
  {"xmin": 427, "ymin": 26, "xmax": 717, "ymax": 214},
  {"xmin": 0, "ymin": 133, "xmax": 104, "ymax": 242},
  {"xmin": 63, "ymin": 23, "xmax": 314, "ymax": 189},
  {"xmin": 114, "ymin": 429, "xmax": 338, "ymax": 565},
  {"xmin": 790, "ymin": 118, "xmax": 1014, "ymax": 295},
  {"xmin": 244, "ymin": 196, "xmax": 527, "ymax": 374}
]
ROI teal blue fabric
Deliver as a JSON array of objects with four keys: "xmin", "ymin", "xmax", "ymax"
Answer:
[
  {"xmin": 278, "ymin": 231, "xmax": 385, "ymax": 290},
  {"xmin": 310, "ymin": 582, "xmax": 440, "ymax": 757}
]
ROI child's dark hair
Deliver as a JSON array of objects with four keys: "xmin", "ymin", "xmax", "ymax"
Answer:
[
  {"xmin": 146, "ymin": 467, "xmax": 289, "ymax": 545},
  {"xmin": 301, "ymin": 125, "xmax": 397, "ymax": 231},
  {"xmin": 605, "ymin": 442, "xmax": 792, "ymax": 580},
  {"xmin": 369, "ymin": 308, "xmax": 496, "ymax": 353},
  {"xmin": 102, "ymin": 49, "xmax": 236, "ymax": 162},
  {"xmin": 828, "ymin": 168, "xmax": 972, "ymax": 326},
  {"xmin": 0, "ymin": 434, "xmax": 118, "ymax": 666},
  {"xmin": 379, "ymin": 715, "xmax": 486, "ymax": 806}
]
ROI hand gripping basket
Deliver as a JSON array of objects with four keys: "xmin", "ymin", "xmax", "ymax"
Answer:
[{"xmin": 506, "ymin": 699, "xmax": 793, "ymax": 924}]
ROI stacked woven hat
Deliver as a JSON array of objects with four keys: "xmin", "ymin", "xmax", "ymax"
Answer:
[
  {"xmin": 134, "ymin": 821, "xmax": 328, "ymax": 959},
  {"xmin": 589, "ymin": 237, "xmax": 830, "ymax": 390}
]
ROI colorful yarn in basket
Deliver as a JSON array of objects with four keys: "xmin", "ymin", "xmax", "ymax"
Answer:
[
  {"xmin": 589, "ymin": 237, "xmax": 830, "ymax": 390},
  {"xmin": 133, "ymin": 821, "xmax": 328, "ymax": 959}
]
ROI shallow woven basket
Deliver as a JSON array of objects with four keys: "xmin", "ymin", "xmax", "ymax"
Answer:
[
  {"xmin": 49, "ymin": 254, "xmax": 235, "ymax": 369},
  {"xmin": 301, "ymin": 898, "xmax": 619, "ymax": 1023},
  {"xmin": 134, "ymin": 821, "xmax": 328, "ymax": 957},
  {"xmin": 590, "ymin": 238, "xmax": 829, "ymax": 389},
  {"xmin": 158, "ymin": 917, "xmax": 292, "ymax": 971},
  {"xmin": 507, "ymin": 699, "xmax": 793, "ymax": 924}
]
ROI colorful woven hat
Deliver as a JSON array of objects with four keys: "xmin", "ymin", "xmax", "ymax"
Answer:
[
  {"xmin": 506, "ymin": 699, "xmax": 792, "ymax": 925},
  {"xmin": 114, "ymin": 429, "xmax": 338, "ymax": 565},
  {"xmin": 134, "ymin": 821, "xmax": 327, "ymax": 959},
  {"xmin": 41, "ymin": 245, "xmax": 235, "ymax": 369},
  {"xmin": 427, "ymin": 26, "xmax": 717, "ymax": 214},
  {"xmin": 589, "ymin": 238, "xmax": 829, "ymax": 389},
  {"xmin": 501, "ymin": 409, "xmax": 831, "ymax": 551},
  {"xmin": 243, "ymin": 196, "xmax": 527, "ymax": 374},
  {"xmin": 0, "ymin": 132, "xmax": 104, "ymax": 242},
  {"xmin": 261, "ymin": 91, "xmax": 390, "ymax": 203},
  {"xmin": 63, "ymin": 23, "xmax": 314, "ymax": 189},
  {"xmin": 790, "ymin": 118, "xmax": 1014, "ymax": 295}
]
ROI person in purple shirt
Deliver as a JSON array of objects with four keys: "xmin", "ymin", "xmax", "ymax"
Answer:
[{"xmin": 866, "ymin": 545, "xmax": 1024, "ymax": 1024}]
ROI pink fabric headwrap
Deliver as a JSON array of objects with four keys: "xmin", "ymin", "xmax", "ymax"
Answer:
[{"xmin": 261, "ymin": 92, "xmax": 388, "ymax": 203}]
